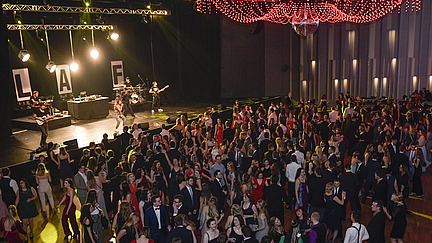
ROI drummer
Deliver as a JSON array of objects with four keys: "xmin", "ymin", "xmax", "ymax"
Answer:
[{"xmin": 125, "ymin": 77, "xmax": 133, "ymax": 88}]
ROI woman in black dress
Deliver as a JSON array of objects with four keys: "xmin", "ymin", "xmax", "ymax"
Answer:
[
  {"xmin": 323, "ymin": 182, "xmax": 345, "ymax": 243},
  {"xmin": 113, "ymin": 201, "xmax": 132, "ymax": 235},
  {"xmin": 226, "ymin": 214, "xmax": 245, "ymax": 243},
  {"xmin": 396, "ymin": 164, "xmax": 409, "ymax": 199},
  {"xmin": 116, "ymin": 213, "xmax": 140, "ymax": 243},
  {"xmin": 383, "ymin": 193, "xmax": 407, "ymax": 243},
  {"xmin": 412, "ymin": 148, "xmax": 424, "ymax": 197},
  {"xmin": 15, "ymin": 178, "xmax": 38, "ymax": 241},
  {"xmin": 81, "ymin": 203, "xmax": 98, "ymax": 243}
]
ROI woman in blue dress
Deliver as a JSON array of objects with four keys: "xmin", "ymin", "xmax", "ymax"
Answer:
[{"xmin": 295, "ymin": 168, "xmax": 309, "ymax": 211}]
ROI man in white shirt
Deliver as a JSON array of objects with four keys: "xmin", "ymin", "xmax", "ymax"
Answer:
[
  {"xmin": 329, "ymin": 106, "xmax": 339, "ymax": 123},
  {"xmin": 344, "ymin": 211, "xmax": 369, "ymax": 243},
  {"xmin": 131, "ymin": 123, "xmax": 143, "ymax": 140},
  {"xmin": 293, "ymin": 145, "xmax": 305, "ymax": 165},
  {"xmin": 286, "ymin": 155, "xmax": 301, "ymax": 208}
]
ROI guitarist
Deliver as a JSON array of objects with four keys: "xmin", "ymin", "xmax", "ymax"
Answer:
[
  {"xmin": 149, "ymin": 81, "xmax": 168, "ymax": 113},
  {"xmin": 34, "ymin": 105, "xmax": 52, "ymax": 148}
]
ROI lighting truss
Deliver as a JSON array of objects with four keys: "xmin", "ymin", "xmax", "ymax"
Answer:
[
  {"xmin": 7, "ymin": 24, "xmax": 115, "ymax": 31},
  {"xmin": 2, "ymin": 3, "xmax": 170, "ymax": 16}
]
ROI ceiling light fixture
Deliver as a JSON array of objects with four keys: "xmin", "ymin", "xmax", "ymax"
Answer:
[
  {"xmin": 18, "ymin": 30, "xmax": 30, "ymax": 62},
  {"xmin": 69, "ymin": 30, "xmax": 80, "ymax": 71},
  {"xmin": 90, "ymin": 30, "xmax": 99, "ymax": 59},
  {"xmin": 44, "ymin": 30, "xmax": 56, "ymax": 73}
]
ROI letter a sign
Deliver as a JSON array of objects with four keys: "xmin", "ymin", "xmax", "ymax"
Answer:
[{"xmin": 56, "ymin": 65, "xmax": 73, "ymax": 95}]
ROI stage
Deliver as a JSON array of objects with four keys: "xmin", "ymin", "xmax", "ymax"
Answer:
[{"xmin": 2, "ymin": 103, "xmax": 212, "ymax": 167}]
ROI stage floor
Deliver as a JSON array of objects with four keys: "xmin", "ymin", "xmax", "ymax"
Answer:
[{"xmin": 1, "ymin": 103, "xmax": 213, "ymax": 167}]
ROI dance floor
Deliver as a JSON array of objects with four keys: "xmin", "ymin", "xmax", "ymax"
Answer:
[
  {"xmin": 1, "ymin": 103, "xmax": 212, "ymax": 167},
  {"xmin": 1, "ymin": 102, "xmax": 432, "ymax": 242}
]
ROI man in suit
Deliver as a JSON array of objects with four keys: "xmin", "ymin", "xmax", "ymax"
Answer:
[
  {"xmin": 242, "ymin": 225, "xmax": 259, "ymax": 243},
  {"xmin": 327, "ymin": 146, "xmax": 337, "ymax": 164},
  {"xmin": 129, "ymin": 153, "xmax": 144, "ymax": 174},
  {"xmin": 262, "ymin": 176, "xmax": 289, "ymax": 225},
  {"xmin": 372, "ymin": 170, "xmax": 388, "ymax": 206},
  {"xmin": 167, "ymin": 215, "xmax": 195, "ymax": 243},
  {"xmin": 367, "ymin": 200, "xmax": 386, "ymax": 243},
  {"xmin": 145, "ymin": 195, "xmax": 171, "ymax": 243},
  {"xmin": 286, "ymin": 92, "xmax": 294, "ymax": 108},
  {"xmin": 308, "ymin": 167, "xmax": 326, "ymax": 220},
  {"xmin": 392, "ymin": 145, "xmax": 410, "ymax": 177},
  {"xmin": 95, "ymin": 147, "xmax": 106, "ymax": 164},
  {"xmin": 387, "ymin": 137, "xmax": 399, "ymax": 158},
  {"xmin": 233, "ymin": 145, "xmax": 244, "ymax": 175},
  {"xmin": 340, "ymin": 164, "xmax": 361, "ymax": 212},
  {"xmin": 74, "ymin": 163, "xmax": 88, "ymax": 206},
  {"xmin": 115, "ymin": 125, "xmax": 133, "ymax": 155},
  {"xmin": 171, "ymin": 194, "xmax": 189, "ymax": 223},
  {"xmin": 180, "ymin": 176, "xmax": 199, "ymax": 223},
  {"xmin": 322, "ymin": 161, "xmax": 335, "ymax": 184},
  {"xmin": 167, "ymin": 140, "xmax": 181, "ymax": 161},
  {"xmin": 250, "ymin": 143, "xmax": 260, "ymax": 162},
  {"xmin": 210, "ymin": 170, "xmax": 228, "ymax": 212},
  {"xmin": 362, "ymin": 153, "xmax": 381, "ymax": 204}
]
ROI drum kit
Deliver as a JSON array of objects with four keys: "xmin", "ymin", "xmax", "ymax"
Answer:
[{"xmin": 113, "ymin": 85, "xmax": 147, "ymax": 104}]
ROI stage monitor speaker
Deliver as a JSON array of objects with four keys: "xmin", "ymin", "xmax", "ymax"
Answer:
[
  {"xmin": 139, "ymin": 122, "xmax": 150, "ymax": 130},
  {"xmin": 166, "ymin": 116, "xmax": 177, "ymax": 124},
  {"xmin": 63, "ymin": 139, "xmax": 78, "ymax": 150}
]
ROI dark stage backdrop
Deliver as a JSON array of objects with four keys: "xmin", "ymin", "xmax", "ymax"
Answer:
[
  {"xmin": 0, "ymin": 10, "xmax": 12, "ymax": 139},
  {"xmin": 6, "ymin": 7, "xmax": 221, "ymax": 111}
]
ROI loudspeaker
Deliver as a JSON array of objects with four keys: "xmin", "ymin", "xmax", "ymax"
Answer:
[
  {"xmin": 166, "ymin": 116, "xmax": 177, "ymax": 124},
  {"xmin": 139, "ymin": 122, "xmax": 149, "ymax": 130},
  {"xmin": 63, "ymin": 139, "xmax": 78, "ymax": 150}
]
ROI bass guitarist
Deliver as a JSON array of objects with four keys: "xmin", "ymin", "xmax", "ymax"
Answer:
[
  {"xmin": 149, "ymin": 81, "xmax": 169, "ymax": 113},
  {"xmin": 34, "ymin": 104, "xmax": 53, "ymax": 148}
]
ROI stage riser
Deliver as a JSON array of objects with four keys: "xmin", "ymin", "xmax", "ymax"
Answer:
[{"xmin": 11, "ymin": 115, "xmax": 72, "ymax": 131}]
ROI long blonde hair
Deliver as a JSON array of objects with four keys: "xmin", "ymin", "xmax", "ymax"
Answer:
[
  {"xmin": 5, "ymin": 205, "xmax": 18, "ymax": 229},
  {"xmin": 208, "ymin": 196, "xmax": 219, "ymax": 219}
]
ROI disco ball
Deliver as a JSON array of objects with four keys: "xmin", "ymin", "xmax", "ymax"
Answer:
[{"xmin": 292, "ymin": 9, "xmax": 319, "ymax": 37}]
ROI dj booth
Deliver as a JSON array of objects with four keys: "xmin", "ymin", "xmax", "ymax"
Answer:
[{"xmin": 67, "ymin": 96, "xmax": 109, "ymax": 120}]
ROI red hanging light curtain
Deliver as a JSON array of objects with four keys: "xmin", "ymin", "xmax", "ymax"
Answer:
[{"xmin": 197, "ymin": 0, "xmax": 422, "ymax": 24}]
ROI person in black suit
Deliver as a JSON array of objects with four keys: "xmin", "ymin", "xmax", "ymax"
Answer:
[
  {"xmin": 387, "ymin": 137, "xmax": 399, "ymax": 158},
  {"xmin": 180, "ymin": 176, "xmax": 200, "ymax": 223},
  {"xmin": 339, "ymin": 164, "xmax": 361, "ymax": 212},
  {"xmin": 116, "ymin": 126, "xmax": 133, "ymax": 155},
  {"xmin": 391, "ymin": 145, "xmax": 409, "ymax": 178},
  {"xmin": 372, "ymin": 170, "xmax": 388, "ymax": 206},
  {"xmin": 145, "ymin": 195, "xmax": 171, "ymax": 243},
  {"xmin": 167, "ymin": 141, "xmax": 181, "ymax": 162},
  {"xmin": 129, "ymin": 153, "xmax": 145, "ymax": 175},
  {"xmin": 259, "ymin": 133, "xmax": 271, "ymax": 160},
  {"xmin": 361, "ymin": 153, "xmax": 381, "ymax": 204},
  {"xmin": 286, "ymin": 92, "xmax": 294, "ymax": 108},
  {"xmin": 308, "ymin": 167, "xmax": 327, "ymax": 219},
  {"xmin": 210, "ymin": 170, "xmax": 228, "ymax": 212},
  {"xmin": 223, "ymin": 120, "xmax": 235, "ymax": 143},
  {"xmin": 167, "ymin": 214, "xmax": 195, "ymax": 243},
  {"xmin": 327, "ymin": 146, "xmax": 337, "ymax": 164},
  {"xmin": 250, "ymin": 143, "xmax": 260, "ymax": 162},
  {"xmin": 322, "ymin": 161, "xmax": 335, "ymax": 184},
  {"xmin": 242, "ymin": 225, "xmax": 259, "ymax": 243},
  {"xmin": 367, "ymin": 200, "xmax": 386, "ymax": 243},
  {"xmin": 262, "ymin": 176, "xmax": 289, "ymax": 225},
  {"xmin": 171, "ymin": 194, "xmax": 189, "ymax": 221}
]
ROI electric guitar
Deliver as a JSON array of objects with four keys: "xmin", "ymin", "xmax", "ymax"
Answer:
[
  {"xmin": 152, "ymin": 85, "xmax": 170, "ymax": 96},
  {"xmin": 35, "ymin": 115, "xmax": 54, "ymax": 125}
]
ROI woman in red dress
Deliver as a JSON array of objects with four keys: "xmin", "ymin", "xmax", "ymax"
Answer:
[
  {"xmin": 214, "ymin": 118, "xmax": 224, "ymax": 144},
  {"xmin": 127, "ymin": 173, "xmax": 140, "ymax": 214},
  {"xmin": 0, "ymin": 205, "xmax": 26, "ymax": 243},
  {"xmin": 252, "ymin": 170, "xmax": 266, "ymax": 203}
]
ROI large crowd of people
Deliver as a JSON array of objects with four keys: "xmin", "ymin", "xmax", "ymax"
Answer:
[{"xmin": 0, "ymin": 89, "xmax": 430, "ymax": 243}]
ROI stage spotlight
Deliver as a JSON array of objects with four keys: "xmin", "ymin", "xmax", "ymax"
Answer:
[
  {"xmin": 85, "ymin": 2, "xmax": 90, "ymax": 7},
  {"xmin": 70, "ymin": 61, "xmax": 80, "ymax": 71},
  {"xmin": 90, "ymin": 48, "xmax": 99, "ymax": 59},
  {"xmin": 18, "ymin": 50, "xmax": 30, "ymax": 62},
  {"xmin": 110, "ymin": 32, "xmax": 119, "ymax": 40},
  {"xmin": 45, "ymin": 61, "xmax": 57, "ymax": 73}
]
